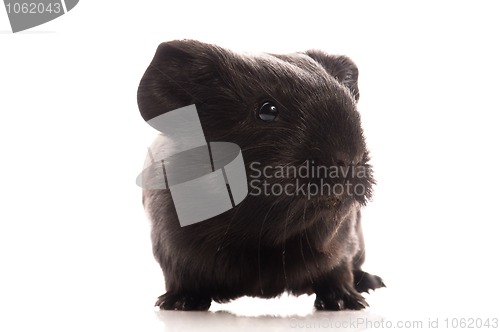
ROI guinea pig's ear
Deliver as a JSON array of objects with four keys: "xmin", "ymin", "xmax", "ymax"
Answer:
[
  {"xmin": 137, "ymin": 40, "xmax": 223, "ymax": 121},
  {"xmin": 305, "ymin": 50, "xmax": 360, "ymax": 102}
]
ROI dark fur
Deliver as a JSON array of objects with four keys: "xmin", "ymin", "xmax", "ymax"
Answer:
[{"xmin": 137, "ymin": 40, "xmax": 384, "ymax": 311}]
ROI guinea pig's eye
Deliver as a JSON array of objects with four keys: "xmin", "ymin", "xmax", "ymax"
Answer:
[{"xmin": 257, "ymin": 102, "xmax": 278, "ymax": 122}]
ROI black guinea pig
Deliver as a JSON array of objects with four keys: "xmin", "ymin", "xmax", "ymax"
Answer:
[{"xmin": 137, "ymin": 40, "xmax": 384, "ymax": 311}]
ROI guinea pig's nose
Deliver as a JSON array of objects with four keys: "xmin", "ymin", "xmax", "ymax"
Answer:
[{"xmin": 334, "ymin": 151, "xmax": 362, "ymax": 166}]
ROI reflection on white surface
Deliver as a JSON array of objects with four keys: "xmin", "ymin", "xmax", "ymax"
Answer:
[
  {"xmin": 156, "ymin": 304, "xmax": 385, "ymax": 332},
  {"xmin": 110, "ymin": 293, "xmax": 390, "ymax": 332}
]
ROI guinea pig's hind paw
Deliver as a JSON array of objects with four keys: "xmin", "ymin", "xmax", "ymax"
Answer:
[
  {"xmin": 155, "ymin": 292, "xmax": 211, "ymax": 311},
  {"xmin": 314, "ymin": 289, "xmax": 368, "ymax": 311},
  {"xmin": 353, "ymin": 270, "xmax": 386, "ymax": 293}
]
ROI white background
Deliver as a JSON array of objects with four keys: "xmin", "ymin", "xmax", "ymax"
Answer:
[{"xmin": 1, "ymin": 1, "xmax": 499, "ymax": 331}]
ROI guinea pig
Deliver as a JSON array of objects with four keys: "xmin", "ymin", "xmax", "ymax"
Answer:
[{"xmin": 137, "ymin": 40, "xmax": 384, "ymax": 311}]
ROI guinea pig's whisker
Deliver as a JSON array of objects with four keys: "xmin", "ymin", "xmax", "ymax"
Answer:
[
  {"xmin": 241, "ymin": 145, "xmax": 276, "ymax": 152},
  {"xmin": 353, "ymin": 246, "xmax": 365, "ymax": 268},
  {"xmin": 258, "ymin": 201, "xmax": 278, "ymax": 296},
  {"xmin": 300, "ymin": 206, "xmax": 314, "ymax": 285},
  {"xmin": 305, "ymin": 212, "xmax": 320, "ymax": 270},
  {"xmin": 216, "ymin": 202, "xmax": 243, "ymax": 253},
  {"xmin": 241, "ymin": 141, "xmax": 299, "ymax": 153},
  {"xmin": 282, "ymin": 205, "xmax": 292, "ymax": 290}
]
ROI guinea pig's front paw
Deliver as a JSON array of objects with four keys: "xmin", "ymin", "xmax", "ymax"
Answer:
[
  {"xmin": 353, "ymin": 270, "xmax": 386, "ymax": 294},
  {"xmin": 314, "ymin": 288, "xmax": 368, "ymax": 311},
  {"xmin": 155, "ymin": 292, "xmax": 211, "ymax": 311},
  {"xmin": 313, "ymin": 264, "xmax": 369, "ymax": 311}
]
